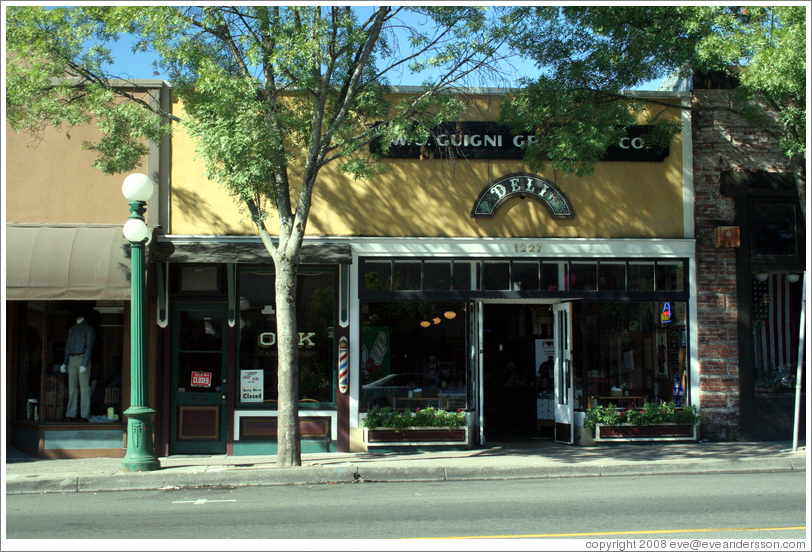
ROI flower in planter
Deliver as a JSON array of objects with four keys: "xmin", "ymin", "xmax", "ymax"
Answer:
[
  {"xmin": 584, "ymin": 401, "xmax": 702, "ymax": 429},
  {"xmin": 362, "ymin": 406, "xmax": 466, "ymax": 429}
]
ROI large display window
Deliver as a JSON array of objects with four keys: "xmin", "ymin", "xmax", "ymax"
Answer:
[
  {"xmin": 237, "ymin": 267, "xmax": 337, "ymax": 407},
  {"xmin": 360, "ymin": 301, "xmax": 469, "ymax": 412},
  {"xmin": 7, "ymin": 300, "xmax": 125, "ymax": 423},
  {"xmin": 581, "ymin": 301, "xmax": 689, "ymax": 409}
]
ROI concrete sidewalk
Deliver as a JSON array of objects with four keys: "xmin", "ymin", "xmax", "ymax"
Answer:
[{"xmin": 4, "ymin": 440, "xmax": 806, "ymax": 495}]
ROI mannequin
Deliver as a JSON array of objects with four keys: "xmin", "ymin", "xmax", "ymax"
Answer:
[{"xmin": 60, "ymin": 316, "xmax": 95, "ymax": 422}]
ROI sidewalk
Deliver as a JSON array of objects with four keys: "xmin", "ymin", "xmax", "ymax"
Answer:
[{"xmin": 4, "ymin": 440, "xmax": 806, "ymax": 495}]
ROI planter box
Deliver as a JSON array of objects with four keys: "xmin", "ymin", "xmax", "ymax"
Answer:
[
  {"xmin": 595, "ymin": 423, "xmax": 697, "ymax": 443},
  {"xmin": 364, "ymin": 426, "xmax": 470, "ymax": 448}
]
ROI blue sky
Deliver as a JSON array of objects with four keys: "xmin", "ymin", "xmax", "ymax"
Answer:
[{"xmin": 99, "ymin": 10, "xmax": 664, "ymax": 91}]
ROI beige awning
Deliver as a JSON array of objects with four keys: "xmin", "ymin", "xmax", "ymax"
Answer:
[{"xmin": 5, "ymin": 224, "xmax": 133, "ymax": 300}]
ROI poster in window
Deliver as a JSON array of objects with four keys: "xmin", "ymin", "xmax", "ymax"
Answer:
[
  {"xmin": 241, "ymin": 370, "xmax": 264, "ymax": 402},
  {"xmin": 362, "ymin": 327, "xmax": 390, "ymax": 381}
]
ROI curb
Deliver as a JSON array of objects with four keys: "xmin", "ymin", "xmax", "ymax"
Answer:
[{"xmin": 6, "ymin": 459, "xmax": 804, "ymax": 495}]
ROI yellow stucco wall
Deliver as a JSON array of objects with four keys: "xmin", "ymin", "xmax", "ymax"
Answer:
[{"xmin": 170, "ymin": 92, "xmax": 685, "ymax": 239}]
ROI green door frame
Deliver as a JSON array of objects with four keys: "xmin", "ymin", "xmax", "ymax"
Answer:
[{"xmin": 169, "ymin": 304, "xmax": 229, "ymax": 454}]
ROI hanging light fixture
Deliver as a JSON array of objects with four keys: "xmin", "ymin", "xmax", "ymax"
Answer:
[
  {"xmin": 432, "ymin": 316, "xmax": 441, "ymax": 325},
  {"xmin": 787, "ymin": 273, "xmax": 800, "ymax": 283},
  {"xmin": 754, "ymin": 272, "xmax": 769, "ymax": 282},
  {"xmin": 420, "ymin": 320, "xmax": 431, "ymax": 328},
  {"xmin": 443, "ymin": 310, "xmax": 456, "ymax": 319}
]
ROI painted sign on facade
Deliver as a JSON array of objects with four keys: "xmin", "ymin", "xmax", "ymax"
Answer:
[
  {"xmin": 472, "ymin": 173, "xmax": 574, "ymax": 219},
  {"xmin": 371, "ymin": 122, "xmax": 669, "ymax": 162}
]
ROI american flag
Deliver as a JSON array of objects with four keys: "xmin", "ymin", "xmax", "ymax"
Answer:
[{"xmin": 756, "ymin": 273, "xmax": 803, "ymax": 373}]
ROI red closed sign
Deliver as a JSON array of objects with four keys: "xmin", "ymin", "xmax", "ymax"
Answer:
[{"xmin": 191, "ymin": 371, "xmax": 212, "ymax": 388}]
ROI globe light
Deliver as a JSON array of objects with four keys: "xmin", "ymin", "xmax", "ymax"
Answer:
[
  {"xmin": 122, "ymin": 173, "xmax": 155, "ymax": 202},
  {"xmin": 123, "ymin": 218, "xmax": 150, "ymax": 243}
]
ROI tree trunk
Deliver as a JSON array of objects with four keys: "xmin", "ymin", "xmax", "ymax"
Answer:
[{"xmin": 274, "ymin": 258, "xmax": 301, "ymax": 467}]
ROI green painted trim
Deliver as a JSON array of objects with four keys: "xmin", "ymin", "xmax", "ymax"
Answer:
[
  {"xmin": 232, "ymin": 439, "xmax": 336, "ymax": 456},
  {"xmin": 364, "ymin": 445, "xmax": 469, "ymax": 454},
  {"xmin": 43, "ymin": 429, "xmax": 124, "ymax": 449}
]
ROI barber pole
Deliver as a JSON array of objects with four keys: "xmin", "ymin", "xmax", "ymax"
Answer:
[{"xmin": 338, "ymin": 336, "xmax": 349, "ymax": 394}]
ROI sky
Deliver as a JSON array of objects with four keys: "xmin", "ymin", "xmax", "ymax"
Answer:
[{"xmin": 97, "ymin": 10, "xmax": 665, "ymax": 91}]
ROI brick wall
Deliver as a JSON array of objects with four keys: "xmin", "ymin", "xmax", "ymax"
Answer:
[{"xmin": 692, "ymin": 89, "xmax": 791, "ymax": 441}]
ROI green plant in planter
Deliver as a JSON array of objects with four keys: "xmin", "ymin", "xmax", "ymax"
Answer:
[
  {"xmin": 584, "ymin": 401, "xmax": 702, "ymax": 429},
  {"xmin": 362, "ymin": 406, "xmax": 466, "ymax": 430}
]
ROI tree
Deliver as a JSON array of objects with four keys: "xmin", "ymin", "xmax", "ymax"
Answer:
[
  {"xmin": 499, "ymin": 5, "xmax": 806, "ymax": 216},
  {"xmin": 5, "ymin": 5, "xmax": 520, "ymax": 466}
]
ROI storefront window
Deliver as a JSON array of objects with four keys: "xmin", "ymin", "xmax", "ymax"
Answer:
[
  {"xmin": 9, "ymin": 300, "xmax": 124, "ymax": 423},
  {"xmin": 599, "ymin": 262, "xmax": 626, "ymax": 291},
  {"xmin": 570, "ymin": 262, "xmax": 597, "ymax": 291},
  {"xmin": 483, "ymin": 261, "xmax": 510, "ymax": 290},
  {"xmin": 393, "ymin": 261, "xmax": 422, "ymax": 290},
  {"xmin": 424, "ymin": 261, "xmax": 451, "ymax": 291},
  {"xmin": 750, "ymin": 201, "xmax": 803, "ymax": 257},
  {"xmin": 237, "ymin": 268, "xmax": 336, "ymax": 406},
  {"xmin": 582, "ymin": 301, "xmax": 689, "ymax": 409},
  {"xmin": 628, "ymin": 262, "xmax": 654, "ymax": 291},
  {"xmin": 513, "ymin": 261, "xmax": 539, "ymax": 291},
  {"xmin": 751, "ymin": 272, "xmax": 804, "ymax": 394},
  {"xmin": 655, "ymin": 262, "xmax": 684, "ymax": 291},
  {"xmin": 360, "ymin": 302, "xmax": 468, "ymax": 411}
]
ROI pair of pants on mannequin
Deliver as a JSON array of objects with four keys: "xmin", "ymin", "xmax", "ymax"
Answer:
[{"xmin": 66, "ymin": 355, "xmax": 91, "ymax": 419}]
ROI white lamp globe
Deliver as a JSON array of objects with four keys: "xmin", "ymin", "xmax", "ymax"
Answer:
[
  {"xmin": 122, "ymin": 173, "xmax": 155, "ymax": 202},
  {"xmin": 123, "ymin": 218, "xmax": 150, "ymax": 243}
]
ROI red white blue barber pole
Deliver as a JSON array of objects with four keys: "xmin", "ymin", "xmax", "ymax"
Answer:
[{"xmin": 338, "ymin": 336, "xmax": 349, "ymax": 393}]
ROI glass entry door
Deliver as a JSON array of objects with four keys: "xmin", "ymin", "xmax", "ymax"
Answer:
[
  {"xmin": 170, "ymin": 305, "xmax": 229, "ymax": 454},
  {"xmin": 554, "ymin": 302, "xmax": 574, "ymax": 444}
]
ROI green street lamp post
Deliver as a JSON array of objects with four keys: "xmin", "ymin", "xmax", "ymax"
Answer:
[{"xmin": 121, "ymin": 173, "xmax": 160, "ymax": 472}]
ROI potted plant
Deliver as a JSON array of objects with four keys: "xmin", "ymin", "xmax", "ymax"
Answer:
[
  {"xmin": 362, "ymin": 406, "xmax": 470, "ymax": 449},
  {"xmin": 583, "ymin": 401, "xmax": 703, "ymax": 442}
]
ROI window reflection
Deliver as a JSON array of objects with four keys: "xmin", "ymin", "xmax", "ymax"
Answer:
[
  {"xmin": 361, "ymin": 302, "xmax": 467, "ymax": 411},
  {"xmin": 238, "ymin": 269, "xmax": 336, "ymax": 405},
  {"xmin": 582, "ymin": 302, "xmax": 689, "ymax": 408}
]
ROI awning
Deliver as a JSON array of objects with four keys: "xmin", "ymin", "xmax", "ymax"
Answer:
[
  {"xmin": 5, "ymin": 224, "xmax": 133, "ymax": 301},
  {"xmin": 153, "ymin": 236, "xmax": 352, "ymax": 265}
]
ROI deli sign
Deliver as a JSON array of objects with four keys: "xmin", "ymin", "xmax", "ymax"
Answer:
[
  {"xmin": 191, "ymin": 371, "xmax": 212, "ymax": 388},
  {"xmin": 370, "ymin": 122, "xmax": 669, "ymax": 162}
]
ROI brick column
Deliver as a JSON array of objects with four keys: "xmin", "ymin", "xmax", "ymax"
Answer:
[{"xmin": 691, "ymin": 89, "xmax": 791, "ymax": 441}]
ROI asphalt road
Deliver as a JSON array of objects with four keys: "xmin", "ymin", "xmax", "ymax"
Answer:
[{"xmin": 5, "ymin": 471, "xmax": 807, "ymax": 543}]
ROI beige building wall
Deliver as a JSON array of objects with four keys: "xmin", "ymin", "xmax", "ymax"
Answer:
[
  {"xmin": 5, "ymin": 122, "xmax": 140, "ymax": 225},
  {"xmin": 169, "ymin": 92, "xmax": 685, "ymax": 239}
]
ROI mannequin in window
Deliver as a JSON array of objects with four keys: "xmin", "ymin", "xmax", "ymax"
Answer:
[{"xmin": 60, "ymin": 316, "xmax": 95, "ymax": 422}]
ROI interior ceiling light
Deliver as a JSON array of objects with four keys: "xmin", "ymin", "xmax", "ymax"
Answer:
[
  {"xmin": 754, "ymin": 272, "xmax": 769, "ymax": 282},
  {"xmin": 444, "ymin": 310, "xmax": 456, "ymax": 319},
  {"xmin": 420, "ymin": 320, "xmax": 431, "ymax": 328},
  {"xmin": 432, "ymin": 317, "xmax": 441, "ymax": 324}
]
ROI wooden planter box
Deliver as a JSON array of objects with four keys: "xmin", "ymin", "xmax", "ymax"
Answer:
[
  {"xmin": 363, "ymin": 426, "xmax": 470, "ymax": 448},
  {"xmin": 595, "ymin": 423, "xmax": 697, "ymax": 443}
]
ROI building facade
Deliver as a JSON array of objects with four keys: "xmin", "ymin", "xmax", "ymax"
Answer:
[{"xmin": 5, "ymin": 83, "xmax": 804, "ymax": 458}]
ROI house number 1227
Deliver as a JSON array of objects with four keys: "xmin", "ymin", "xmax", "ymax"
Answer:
[{"xmin": 513, "ymin": 244, "xmax": 543, "ymax": 253}]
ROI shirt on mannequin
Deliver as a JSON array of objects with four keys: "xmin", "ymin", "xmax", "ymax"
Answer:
[{"xmin": 60, "ymin": 317, "xmax": 95, "ymax": 373}]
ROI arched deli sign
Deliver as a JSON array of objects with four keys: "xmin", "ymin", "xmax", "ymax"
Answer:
[
  {"xmin": 370, "ymin": 122, "xmax": 668, "ymax": 162},
  {"xmin": 472, "ymin": 174, "xmax": 574, "ymax": 219}
]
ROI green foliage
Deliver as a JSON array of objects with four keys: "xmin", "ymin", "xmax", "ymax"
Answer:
[
  {"xmin": 362, "ymin": 406, "xmax": 467, "ymax": 430},
  {"xmin": 502, "ymin": 6, "xmax": 806, "ymax": 175},
  {"xmin": 584, "ymin": 401, "xmax": 703, "ymax": 430}
]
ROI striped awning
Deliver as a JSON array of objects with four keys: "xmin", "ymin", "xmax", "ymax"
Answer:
[{"xmin": 5, "ymin": 224, "xmax": 133, "ymax": 300}]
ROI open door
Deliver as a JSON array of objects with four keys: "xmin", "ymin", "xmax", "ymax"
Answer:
[
  {"xmin": 554, "ymin": 302, "xmax": 574, "ymax": 444},
  {"xmin": 468, "ymin": 300, "xmax": 485, "ymax": 446}
]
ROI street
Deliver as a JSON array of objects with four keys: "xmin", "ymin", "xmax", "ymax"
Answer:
[{"xmin": 5, "ymin": 471, "xmax": 806, "ymax": 543}]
